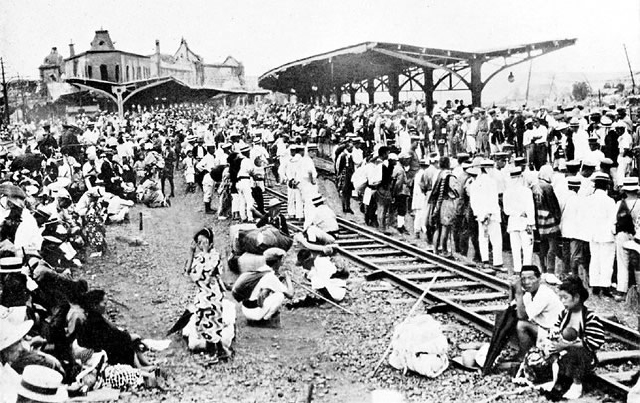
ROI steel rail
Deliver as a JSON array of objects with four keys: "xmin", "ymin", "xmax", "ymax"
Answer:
[{"xmin": 263, "ymin": 186, "xmax": 637, "ymax": 396}]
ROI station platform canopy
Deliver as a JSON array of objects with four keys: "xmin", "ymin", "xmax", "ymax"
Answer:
[
  {"xmin": 259, "ymin": 39, "xmax": 576, "ymax": 110},
  {"xmin": 66, "ymin": 76, "xmax": 266, "ymax": 117}
]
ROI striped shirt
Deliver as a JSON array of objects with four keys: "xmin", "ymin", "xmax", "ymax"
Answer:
[{"xmin": 555, "ymin": 307, "xmax": 605, "ymax": 352}]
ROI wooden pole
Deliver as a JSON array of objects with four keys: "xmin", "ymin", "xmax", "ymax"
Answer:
[
  {"xmin": 370, "ymin": 275, "xmax": 439, "ymax": 376},
  {"xmin": 290, "ymin": 278, "xmax": 357, "ymax": 316},
  {"xmin": 139, "ymin": 212, "xmax": 143, "ymax": 231}
]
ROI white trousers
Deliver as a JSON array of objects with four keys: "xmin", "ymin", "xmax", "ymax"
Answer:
[
  {"xmin": 413, "ymin": 206, "xmax": 428, "ymax": 235},
  {"xmin": 202, "ymin": 175, "xmax": 214, "ymax": 203},
  {"xmin": 589, "ymin": 241, "xmax": 615, "ymax": 288},
  {"xmin": 510, "ymin": 230, "xmax": 533, "ymax": 273},
  {"xmin": 242, "ymin": 292, "xmax": 285, "ymax": 321},
  {"xmin": 287, "ymin": 187, "xmax": 304, "ymax": 218},
  {"xmin": 478, "ymin": 219, "xmax": 503, "ymax": 266},
  {"xmin": 236, "ymin": 179, "xmax": 254, "ymax": 221},
  {"xmin": 615, "ymin": 232, "xmax": 632, "ymax": 292},
  {"xmin": 231, "ymin": 193, "xmax": 240, "ymax": 213}
]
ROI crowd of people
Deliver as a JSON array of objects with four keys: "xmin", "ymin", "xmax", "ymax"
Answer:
[{"xmin": 0, "ymin": 96, "xmax": 638, "ymax": 401}]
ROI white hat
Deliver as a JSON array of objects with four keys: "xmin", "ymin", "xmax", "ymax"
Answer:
[
  {"xmin": 17, "ymin": 365, "xmax": 68, "ymax": 402},
  {"xmin": 0, "ymin": 318, "xmax": 32, "ymax": 351}
]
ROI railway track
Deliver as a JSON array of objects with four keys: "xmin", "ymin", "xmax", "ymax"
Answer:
[{"xmin": 263, "ymin": 185, "xmax": 640, "ymax": 399}]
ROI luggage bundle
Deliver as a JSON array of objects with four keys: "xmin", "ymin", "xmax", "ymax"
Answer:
[{"xmin": 228, "ymin": 224, "xmax": 293, "ymax": 274}]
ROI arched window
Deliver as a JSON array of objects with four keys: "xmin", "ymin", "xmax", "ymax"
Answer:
[
  {"xmin": 87, "ymin": 66, "xmax": 92, "ymax": 79},
  {"xmin": 126, "ymin": 65, "xmax": 130, "ymax": 81},
  {"xmin": 115, "ymin": 65, "xmax": 120, "ymax": 82},
  {"xmin": 99, "ymin": 64, "xmax": 108, "ymax": 81},
  {"xmin": 136, "ymin": 66, "xmax": 141, "ymax": 80},
  {"xmin": 73, "ymin": 61, "xmax": 78, "ymax": 77}
]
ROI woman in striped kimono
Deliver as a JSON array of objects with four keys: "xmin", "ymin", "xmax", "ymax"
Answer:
[{"xmin": 548, "ymin": 276, "xmax": 605, "ymax": 400}]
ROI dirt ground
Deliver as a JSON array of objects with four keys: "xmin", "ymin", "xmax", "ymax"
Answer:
[{"xmin": 81, "ymin": 174, "xmax": 621, "ymax": 402}]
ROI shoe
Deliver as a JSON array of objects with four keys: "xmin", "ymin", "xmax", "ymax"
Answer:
[
  {"xmin": 562, "ymin": 383, "xmax": 582, "ymax": 400},
  {"xmin": 165, "ymin": 198, "xmax": 171, "ymax": 207},
  {"xmin": 601, "ymin": 288, "xmax": 614, "ymax": 298},
  {"xmin": 539, "ymin": 381, "xmax": 555, "ymax": 392},
  {"xmin": 544, "ymin": 273, "xmax": 562, "ymax": 285},
  {"xmin": 346, "ymin": 209, "xmax": 355, "ymax": 214}
]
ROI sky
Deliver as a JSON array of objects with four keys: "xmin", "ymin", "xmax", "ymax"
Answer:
[{"xmin": 1, "ymin": 0, "xmax": 638, "ymax": 101}]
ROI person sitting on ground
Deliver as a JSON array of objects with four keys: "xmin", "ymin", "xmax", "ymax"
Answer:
[
  {"xmin": 544, "ymin": 276, "xmax": 605, "ymax": 400},
  {"xmin": 256, "ymin": 199, "xmax": 289, "ymax": 237},
  {"xmin": 511, "ymin": 265, "xmax": 564, "ymax": 360},
  {"xmin": 232, "ymin": 247, "xmax": 294, "ymax": 324},
  {"xmin": 296, "ymin": 249, "xmax": 348, "ymax": 302},
  {"xmin": 70, "ymin": 290, "xmax": 151, "ymax": 369},
  {"xmin": 303, "ymin": 195, "xmax": 339, "ymax": 245}
]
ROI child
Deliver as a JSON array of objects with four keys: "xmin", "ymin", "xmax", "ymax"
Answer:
[{"xmin": 182, "ymin": 150, "xmax": 196, "ymax": 193}]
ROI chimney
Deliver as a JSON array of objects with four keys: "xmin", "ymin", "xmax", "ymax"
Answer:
[
  {"xmin": 155, "ymin": 39, "xmax": 160, "ymax": 55},
  {"xmin": 69, "ymin": 41, "xmax": 75, "ymax": 57}
]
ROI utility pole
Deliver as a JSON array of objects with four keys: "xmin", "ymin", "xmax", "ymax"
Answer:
[
  {"xmin": 524, "ymin": 60, "xmax": 533, "ymax": 106},
  {"xmin": 1, "ymin": 58, "xmax": 9, "ymax": 126},
  {"xmin": 623, "ymin": 44, "xmax": 636, "ymax": 94}
]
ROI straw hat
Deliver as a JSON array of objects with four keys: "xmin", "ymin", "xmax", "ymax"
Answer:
[
  {"xmin": 621, "ymin": 177, "xmax": 640, "ymax": 192},
  {"xmin": 17, "ymin": 365, "xmax": 68, "ymax": 402},
  {"xmin": 266, "ymin": 199, "xmax": 283, "ymax": 210},
  {"xmin": 0, "ymin": 257, "xmax": 24, "ymax": 274},
  {"xmin": 0, "ymin": 318, "xmax": 32, "ymax": 351}
]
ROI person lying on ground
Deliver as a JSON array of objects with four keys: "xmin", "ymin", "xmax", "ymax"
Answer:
[{"xmin": 296, "ymin": 248, "xmax": 347, "ymax": 302}]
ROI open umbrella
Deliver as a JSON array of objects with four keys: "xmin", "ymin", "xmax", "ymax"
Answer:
[{"xmin": 482, "ymin": 304, "xmax": 518, "ymax": 375}]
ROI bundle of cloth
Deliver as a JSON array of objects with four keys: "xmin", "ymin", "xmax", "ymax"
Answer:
[
  {"xmin": 388, "ymin": 314, "xmax": 449, "ymax": 378},
  {"xmin": 228, "ymin": 223, "xmax": 292, "ymax": 274}
]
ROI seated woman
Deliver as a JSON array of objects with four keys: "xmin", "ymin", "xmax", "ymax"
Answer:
[
  {"xmin": 232, "ymin": 248, "xmax": 293, "ymax": 324},
  {"xmin": 547, "ymin": 276, "xmax": 605, "ymax": 400},
  {"xmin": 70, "ymin": 290, "xmax": 150, "ymax": 369},
  {"xmin": 136, "ymin": 175, "xmax": 169, "ymax": 208}
]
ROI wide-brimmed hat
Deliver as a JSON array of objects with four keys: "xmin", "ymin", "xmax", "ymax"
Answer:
[
  {"xmin": 591, "ymin": 172, "xmax": 610, "ymax": 183},
  {"xmin": 267, "ymin": 199, "xmax": 283, "ymax": 209},
  {"xmin": 0, "ymin": 256, "xmax": 24, "ymax": 274},
  {"xmin": 17, "ymin": 365, "xmax": 68, "ymax": 402},
  {"xmin": 0, "ymin": 318, "xmax": 32, "ymax": 351},
  {"xmin": 621, "ymin": 177, "xmax": 640, "ymax": 192}
]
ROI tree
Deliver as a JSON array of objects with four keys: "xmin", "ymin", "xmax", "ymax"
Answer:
[{"xmin": 572, "ymin": 81, "xmax": 590, "ymax": 101}]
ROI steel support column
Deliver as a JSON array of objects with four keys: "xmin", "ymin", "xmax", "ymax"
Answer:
[
  {"xmin": 367, "ymin": 78, "xmax": 375, "ymax": 104},
  {"xmin": 470, "ymin": 60, "xmax": 483, "ymax": 107},
  {"xmin": 349, "ymin": 88, "xmax": 357, "ymax": 105},
  {"xmin": 388, "ymin": 72, "xmax": 400, "ymax": 108},
  {"xmin": 422, "ymin": 67, "xmax": 434, "ymax": 115}
]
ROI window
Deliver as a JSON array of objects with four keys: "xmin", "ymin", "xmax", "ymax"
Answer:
[
  {"xmin": 100, "ymin": 64, "xmax": 108, "ymax": 81},
  {"xmin": 126, "ymin": 65, "xmax": 130, "ymax": 81},
  {"xmin": 73, "ymin": 61, "xmax": 78, "ymax": 77},
  {"xmin": 87, "ymin": 65, "xmax": 92, "ymax": 79},
  {"xmin": 115, "ymin": 65, "xmax": 120, "ymax": 82},
  {"xmin": 136, "ymin": 66, "xmax": 141, "ymax": 80}
]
